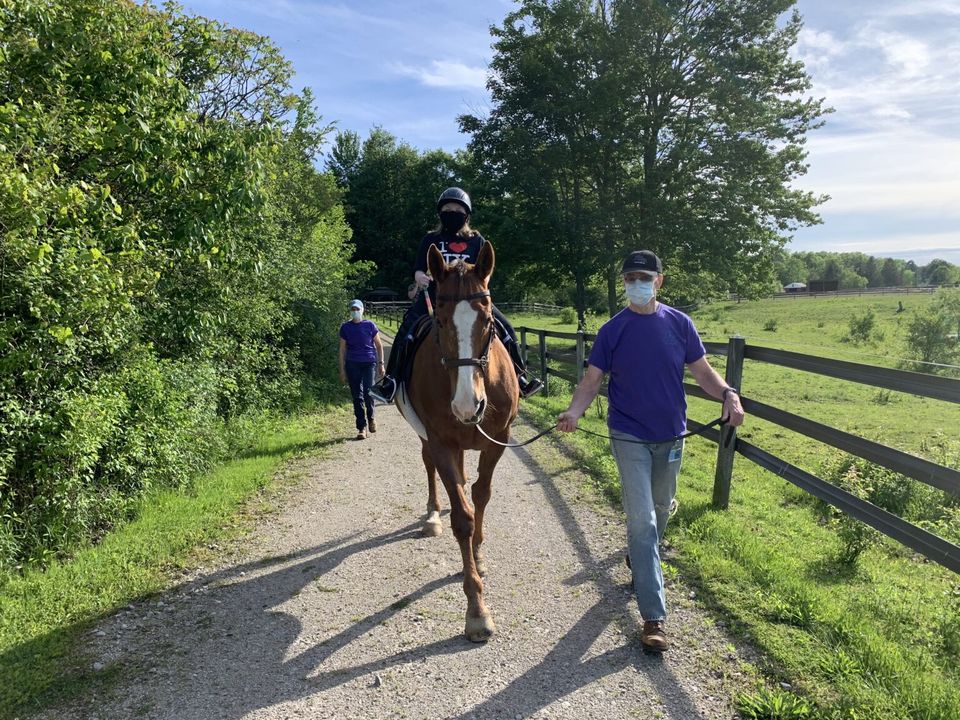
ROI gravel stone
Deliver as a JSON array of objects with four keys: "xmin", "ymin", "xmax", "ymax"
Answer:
[{"xmin": 32, "ymin": 405, "xmax": 749, "ymax": 720}]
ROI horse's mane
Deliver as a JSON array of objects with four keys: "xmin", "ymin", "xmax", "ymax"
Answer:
[{"xmin": 446, "ymin": 259, "xmax": 474, "ymax": 279}]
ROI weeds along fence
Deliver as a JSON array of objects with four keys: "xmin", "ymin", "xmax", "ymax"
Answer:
[{"xmin": 518, "ymin": 326, "xmax": 960, "ymax": 576}]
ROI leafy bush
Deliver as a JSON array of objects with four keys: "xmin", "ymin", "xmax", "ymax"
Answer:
[
  {"xmin": 817, "ymin": 452, "xmax": 947, "ymax": 565},
  {"xmin": 763, "ymin": 318, "xmax": 778, "ymax": 332},
  {"xmin": 902, "ymin": 308, "xmax": 957, "ymax": 371},
  {"xmin": 0, "ymin": 0, "xmax": 359, "ymax": 571},
  {"xmin": 559, "ymin": 307, "xmax": 577, "ymax": 324},
  {"xmin": 847, "ymin": 308, "xmax": 876, "ymax": 343}
]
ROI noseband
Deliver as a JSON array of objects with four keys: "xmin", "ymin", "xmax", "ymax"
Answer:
[{"xmin": 434, "ymin": 290, "xmax": 494, "ymax": 371}]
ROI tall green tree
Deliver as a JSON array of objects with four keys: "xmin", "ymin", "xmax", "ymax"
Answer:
[
  {"xmin": 328, "ymin": 128, "xmax": 461, "ymax": 292},
  {"xmin": 461, "ymin": 0, "xmax": 829, "ymax": 321},
  {"xmin": 923, "ymin": 259, "xmax": 960, "ymax": 286}
]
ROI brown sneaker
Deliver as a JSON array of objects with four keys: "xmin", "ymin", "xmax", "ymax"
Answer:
[
  {"xmin": 368, "ymin": 418, "xmax": 377, "ymax": 433},
  {"xmin": 641, "ymin": 620, "xmax": 668, "ymax": 652},
  {"xmin": 356, "ymin": 429, "xmax": 367, "ymax": 440}
]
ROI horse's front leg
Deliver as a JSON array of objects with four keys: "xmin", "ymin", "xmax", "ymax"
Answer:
[
  {"xmin": 428, "ymin": 438, "xmax": 494, "ymax": 643},
  {"xmin": 420, "ymin": 439, "xmax": 443, "ymax": 537},
  {"xmin": 472, "ymin": 442, "xmax": 506, "ymax": 578}
]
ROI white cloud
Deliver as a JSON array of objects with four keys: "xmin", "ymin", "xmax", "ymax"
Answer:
[
  {"xmin": 864, "ymin": 29, "xmax": 931, "ymax": 77},
  {"xmin": 797, "ymin": 129, "xmax": 960, "ymax": 215},
  {"xmin": 392, "ymin": 60, "xmax": 488, "ymax": 89},
  {"xmin": 876, "ymin": 0, "xmax": 960, "ymax": 19}
]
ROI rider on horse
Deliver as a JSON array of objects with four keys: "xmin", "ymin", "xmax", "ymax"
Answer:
[{"xmin": 368, "ymin": 187, "xmax": 543, "ymax": 404}]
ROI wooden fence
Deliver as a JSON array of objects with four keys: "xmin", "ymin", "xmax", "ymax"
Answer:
[
  {"xmin": 755, "ymin": 285, "xmax": 950, "ymax": 301},
  {"xmin": 517, "ymin": 326, "xmax": 960, "ymax": 575}
]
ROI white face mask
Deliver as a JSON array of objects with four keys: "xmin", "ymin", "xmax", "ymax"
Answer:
[
  {"xmin": 625, "ymin": 279, "xmax": 656, "ymax": 306},
  {"xmin": 350, "ymin": 310, "xmax": 362, "ymax": 321}
]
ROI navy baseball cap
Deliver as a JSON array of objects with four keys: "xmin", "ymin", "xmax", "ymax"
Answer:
[{"xmin": 621, "ymin": 250, "xmax": 662, "ymax": 275}]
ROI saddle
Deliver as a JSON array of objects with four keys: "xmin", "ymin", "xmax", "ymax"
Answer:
[{"xmin": 398, "ymin": 315, "xmax": 435, "ymax": 391}]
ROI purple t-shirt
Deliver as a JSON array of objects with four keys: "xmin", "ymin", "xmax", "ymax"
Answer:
[
  {"xmin": 339, "ymin": 320, "xmax": 379, "ymax": 363},
  {"xmin": 588, "ymin": 304, "xmax": 706, "ymax": 442}
]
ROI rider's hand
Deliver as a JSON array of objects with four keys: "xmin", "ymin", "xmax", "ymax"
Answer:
[
  {"xmin": 414, "ymin": 270, "xmax": 431, "ymax": 289},
  {"xmin": 557, "ymin": 409, "xmax": 580, "ymax": 433}
]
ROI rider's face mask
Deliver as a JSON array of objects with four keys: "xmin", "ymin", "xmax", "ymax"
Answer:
[
  {"xmin": 440, "ymin": 210, "xmax": 467, "ymax": 234},
  {"xmin": 625, "ymin": 278, "xmax": 657, "ymax": 306},
  {"xmin": 350, "ymin": 309, "xmax": 362, "ymax": 321}
]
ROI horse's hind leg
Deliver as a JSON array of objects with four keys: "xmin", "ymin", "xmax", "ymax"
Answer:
[
  {"xmin": 472, "ymin": 444, "xmax": 506, "ymax": 578},
  {"xmin": 428, "ymin": 439, "xmax": 494, "ymax": 642},
  {"xmin": 421, "ymin": 439, "xmax": 443, "ymax": 537}
]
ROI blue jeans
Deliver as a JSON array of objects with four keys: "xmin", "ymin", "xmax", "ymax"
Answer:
[
  {"xmin": 345, "ymin": 360, "xmax": 375, "ymax": 430},
  {"xmin": 610, "ymin": 430, "xmax": 684, "ymax": 622}
]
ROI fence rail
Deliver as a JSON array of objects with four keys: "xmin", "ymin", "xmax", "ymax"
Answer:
[
  {"xmin": 750, "ymin": 285, "xmax": 952, "ymax": 301},
  {"xmin": 517, "ymin": 325, "xmax": 960, "ymax": 576}
]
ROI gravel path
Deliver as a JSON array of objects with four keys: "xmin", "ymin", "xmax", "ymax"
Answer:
[{"xmin": 37, "ymin": 401, "xmax": 750, "ymax": 720}]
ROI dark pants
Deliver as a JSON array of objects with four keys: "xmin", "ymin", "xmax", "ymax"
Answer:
[
  {"xmin": 385, "ymin": 294, "xmax": 526, "ymax": 379},
  {"xmin": 345, "ymin": 360, "xmax": 375, "ymax": 430}
]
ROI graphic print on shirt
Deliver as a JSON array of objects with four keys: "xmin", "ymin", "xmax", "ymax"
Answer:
[{"xmin": 436, "ymin": 238, "xmax": 473, "ymax": 264}]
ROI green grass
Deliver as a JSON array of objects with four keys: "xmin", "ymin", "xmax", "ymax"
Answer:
[
  {"xmin": 0, "ymin": 406, "xmax": 348, "ymax": 717},
  {"xmin": 512, "ymin": 293, "xmax": 960, "ymax": 720}
]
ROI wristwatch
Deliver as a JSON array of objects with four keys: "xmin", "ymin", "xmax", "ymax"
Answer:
[{"xmin": 722, "ymin": 387, "xmax": 739, "ymax": 401}]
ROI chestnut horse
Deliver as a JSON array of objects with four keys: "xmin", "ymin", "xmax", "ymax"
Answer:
[{"xmin": 395, "ymin": 242, "xmax": 519, "ymax": 642}]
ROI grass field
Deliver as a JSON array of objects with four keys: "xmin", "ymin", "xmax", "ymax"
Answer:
[
  {"xmin": 489, "ymin": 293, "xmax": 959, "ymax": 720},
  {"xmin": 9, "ymin": 294, "xmax": 954, "ymax": 720}
]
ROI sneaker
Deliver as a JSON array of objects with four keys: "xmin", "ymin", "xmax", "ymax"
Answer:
[
  {"xmin": 518, "ymin": 374, "xmax": 543, "ymax": 398},
  {"xmin": 641, "ymin": 620, "xmax": 668, "ymax": 652},
  {"xmin": 356, "ymin": 428, "xmax": 367, "ymax": 440},
  {"xmin": 368, "ymin": 418, "xmax": 377, "ymax": 433},
  {"xmin": 368, "ymin": 377, "xmax": 396, "ymax": 404}
]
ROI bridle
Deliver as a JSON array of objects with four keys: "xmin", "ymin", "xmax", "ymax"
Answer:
[{"xmin": 434, "ymin": 289, "xmax": 495, "ymax": 371}]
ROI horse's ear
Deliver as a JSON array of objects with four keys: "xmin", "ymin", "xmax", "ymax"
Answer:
[
  {"xmin": 475, "ymin": 242, "xmax": 495, "ymax": 285},
  {"xmin": 427, "ymin": 244, "xmax": 446, "ymax": 282}
]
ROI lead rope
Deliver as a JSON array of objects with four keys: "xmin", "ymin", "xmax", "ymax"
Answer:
[{"xmin": 475, "ymin": 416, "xmax": 730, "ymax": 449}]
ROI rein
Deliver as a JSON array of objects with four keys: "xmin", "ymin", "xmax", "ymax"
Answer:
[{"xmin": 475, "ymin": 416, "xmax": 732, "ymax": 449}]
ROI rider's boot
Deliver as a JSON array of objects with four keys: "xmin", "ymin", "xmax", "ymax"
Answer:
[
  {"xmin": 517, "ymin": 372, "xmax": 543, "ymax": 398},
  {"xmin": 499, "ymin": 328, "xmax": 543, "ymax": 398}
]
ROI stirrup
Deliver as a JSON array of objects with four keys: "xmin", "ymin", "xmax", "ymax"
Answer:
[
  {"xmin": 518, "ymin": 374, "xmax": 543, "ymax": 399},
  {"xmin": 368, "ymin": 377, "xmax": 396, "ymax": 404}
]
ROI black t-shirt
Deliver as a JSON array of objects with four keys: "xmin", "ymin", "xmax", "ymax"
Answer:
[
  {"xmin": 415, "ymin": 231, "xmax": 487, "ymax": 273},
  {"xmin": 413, "ymin": 230, "xmax": 487, "ymax": 306}
]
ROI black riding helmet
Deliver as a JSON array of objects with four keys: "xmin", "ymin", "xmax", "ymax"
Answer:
[{"xmin": 436, "ymin": 187, "xmax": 471, "ymax": 215}]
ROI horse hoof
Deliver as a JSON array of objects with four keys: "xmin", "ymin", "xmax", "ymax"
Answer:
[
  {"xmin": 474, "ymin": 553, "xmax": 488, "ymax": 577},
  {"xmin": 465, "ymin": 614, "xmax": 496, "ymax": 643},
  {"xmin": 422, "ymin": 520, "xmax": 443, "ymax": 537}
]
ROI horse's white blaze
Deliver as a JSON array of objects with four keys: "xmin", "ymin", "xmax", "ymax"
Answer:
[{"xmin": 451, "ymin": 300, "xmax": 480, "ymax": 420}]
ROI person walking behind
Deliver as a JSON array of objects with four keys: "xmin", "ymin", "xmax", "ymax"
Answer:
[
  {"xmin": 557, "ymin": 250, "xmax": 745, "ymax": 652},
  {"xmin": 339, "ymin": 299, "xmax": 385, "ymax": 440}
]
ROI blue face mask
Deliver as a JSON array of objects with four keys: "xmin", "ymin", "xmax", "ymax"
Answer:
[
  {"xmin": 625, "ymin": 279, "xmax": 656, "ymax": 306},
  {"xmin": 350, "ymin": 310, "xmax": 362, "ymax": 321}
]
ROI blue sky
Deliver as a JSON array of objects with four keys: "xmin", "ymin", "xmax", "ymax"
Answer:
[{"xmin": 182, "ymin": 0, "xmax": 960, "ymax": 266}]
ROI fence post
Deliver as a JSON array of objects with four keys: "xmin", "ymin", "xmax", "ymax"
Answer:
[
  {"xmin": 712, "ymin": 335, "xmax": 745, "ymax": 509},
  {"xmin": 520, "ymin": 328, "xmax": 528, "ymax": 365},
  {"xmin": 575, "ymin": 329, "xmax": 585, "ymax": 383},
  {"xmin": 538, "ymin": 330, "xmax": 549, "ymax": 397}
]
